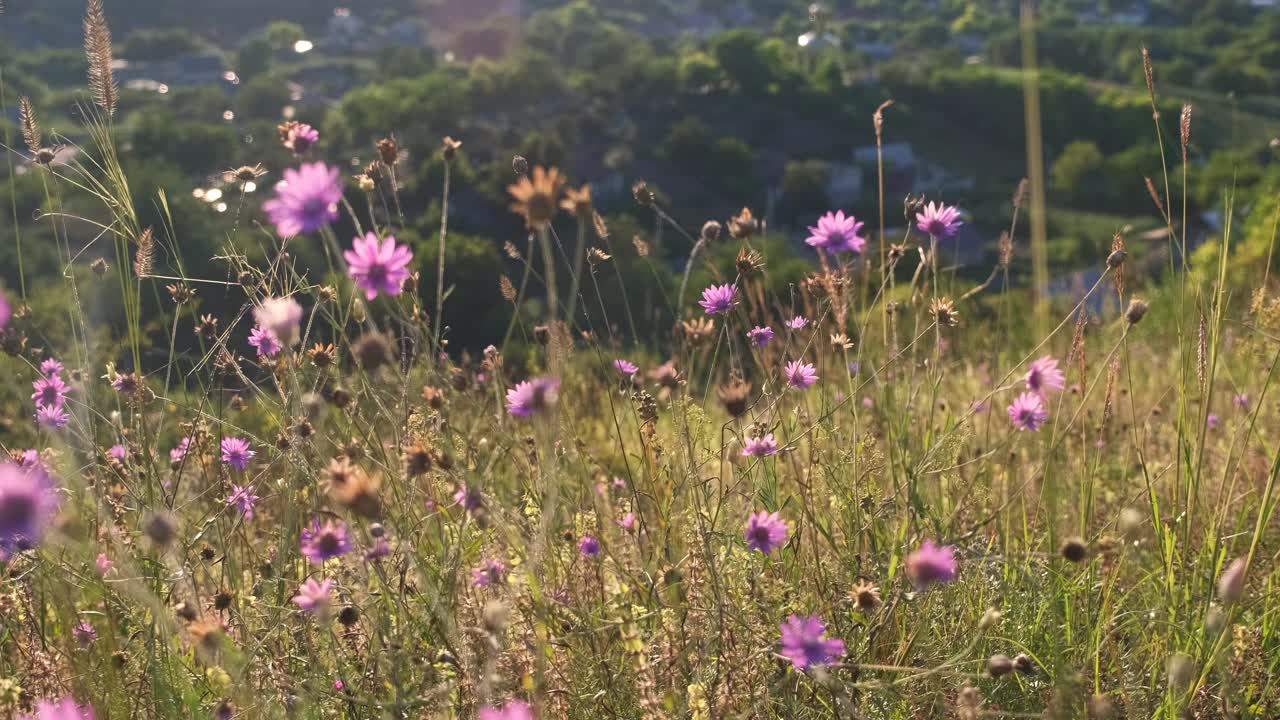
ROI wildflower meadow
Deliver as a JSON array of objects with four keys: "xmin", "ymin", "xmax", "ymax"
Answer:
[{"xmin": 0, "ymin": 2, "xmax": 1278, "ymax": 719}]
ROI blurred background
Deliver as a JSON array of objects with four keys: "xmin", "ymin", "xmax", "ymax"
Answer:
[{"xmin": 1, "ymin": 0, "xmax": 1279, "ymax": 351}]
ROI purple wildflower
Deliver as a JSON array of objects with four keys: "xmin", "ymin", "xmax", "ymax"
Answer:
[
  {"xmin": 18, "ymin": 697, "xmax": 96, "ymax": 720},
  {"xmin": 744, "ymin": 511, "xmax": 788, "ymax": 554},
  {"xmin": 253, "ymin": 297, "xmax": 304, "ymax": 347},
  {"xmin": 742, "ymin": 434, "xmax": 781, "ymax": 457},
  {"xmin": 698, "ymin": 283, "xmax": 738, "ymax": 315},
  {"xmin": 805, "ymin": 210, "xmax": 867, "ymax": 253},
  {"xmin": 454, "ymin": 484, "xmax": 485, "ymax": 513},
  {"xmin": 170, "ymin": 437, "xmax": 193, "ymax": 464},
  {"xmin": 36, "ymin": 405, "xmax": 69, "ymax": 429},
  {"xmin": 73, "ymin": 621, "xmax": 97, "ymax": 646},
  {"xmin": 108, "ymin": 445, "xmax": 126, "ymax": 461},
  {"xmin": 506, "ymin": 377, "xmax": 560, "ymax": 417},
  {"xmin": 219, "ymin": 437, "xmax": 255, "ymax": 471},
  {"xmin": 39, "ymin": 359, "xmax": 65, "ymax": 377},
  {"xmin": 747, "ymin": 326, "xmax": 775, "ymax": 348},
  {"xmin": 783, "ymin": 360, "xmax": 819, "ymax": 390},
  {"xmin": 915, "ymin": 201, "xmax": 963, "ymax": 239},
  {"xmin": 300, "ymin": 519, "xmax": 353, "ymax": 564},
  {"xmin": 344, "ymin": 232, "xmax": 414, "ymax": 300},
  {"xmin": 248, "ymin": 326, "xmax": 281, "ymax": 357},
  {"xmin": 1007, "ymin": 392, "xmax": 1049, "ymax": 432},
  {"xmin": 292, "ymin": 577, "xmax": 335, "ymax": 612},
  {"xmin": 778, "ymin": 615, "xmax": 845, "ymax": 670},
  {"xmin": 905, "ymin": 540, "xmax": 958, "ymax": 589},
  {"xmin": 786, "ymin": 315, "xmax": 808, "ymax": 330},
  {"xmin": 1025, "ymin": 355, "xmax": 1066, "ymax": 395},
  {"xmin": 32, "ymin": 375, "xmax": 69, "ymax": 409},
  {"xmin": 479, "ymin": 700, "xmax": 534, "ymax": 720},
  {"xmin": 365, "ymin": 537, "xmax": 392, "ymax": 560},
  {"xmin": 262, "ymin": 162, "xmax": 342, "ymax": 237},
  {"xmin": 1233, "ymin": 393, "xmax": 1250, "ymax": 411},
  {"xmin": 613, "ymin": 358, "xmax": 639, "ymax": 376},
  {"xmin": 1207, "ymin": 413, "xmax": 1220, "ymax": 430},
  {"xmin": 95, "ymin": 553, "xmax": 113, "ymax": 576},
  {"xmin": 0, "ymin": 461, "xmax": 58, "ymax": 558},
  {"xmin": 0, "ymin": 289, "xmax": 8, "ymax": 332},
  {"xmin": 618, "ymin": 512, "xmax": 636, "ymax": 531},
  {"xmin": 226, "ymin": 485, "xmax": 259, "ymax": 520},
  {"xmin": 578, "ymin": 535, "xmax": 601, "ymax": 557},
  {"xmin": 471, "ymin": 558, "xmax": 508, "ymax": 587},
  {"xmin": 283, "ymin": 123, "xmax": 319, "ymax": 153}
]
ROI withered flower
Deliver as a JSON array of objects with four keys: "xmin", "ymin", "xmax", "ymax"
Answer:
[{"xmin": 508, "ymin": 166, "xmax": 565, "ymax": 230}]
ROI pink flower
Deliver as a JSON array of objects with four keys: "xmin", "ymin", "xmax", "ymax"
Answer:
[
  {"xmin": 471, "ymin": 558, "xmax": 508, "ymax": 587},
  {"xmin": 248, "ymin": 326, "xmax": 281, "ymax": 357},
  {"xmin": 1024, "ymin": 355, "xmax": 1065, "ymax": 395},
  {"xmin": 905, "ymin": 540, "xmax": 958, "ymax": 589},
  {"xmin": 915, "ymin": 201, "xmax": 963, "ymax": 239},
  {"xmin": 262, "ymin": 162, "xmax": 342, "ymax": 237},
  {"xmin": 783, "ymin": 360, "xmax": 819, "ymax": 390},
  {"xmin": 219, "ymin": 437, "xmax": 255, "ymax": 471},
  {"xmin": 698, "ymin": 283, "xmax": 738, "ymax": 315},
  {"xmin": 253, "ymin": 297, "xmax": 303, "ymax": 347},
  {"xmin": 479, "ymin": 700, "xmax": 534, "ymax": 720},
  {"xmin": 785, "ymin": 316, "xmax": 808, "ymax": 330},
  {"xmin": 617, "ymin": 512, "xmax": 636, "ymax": 531},
  {"xmin": 226, "ymin": 484, "xmax": 260, "ymax": 520},
  {"xmin": 344, "ymin": 232, "xmax": 414, "ymax": 300},
  {"xmin": 506, "ymin": 377, "xmax": 560, "ymax": 418},
  {"xmin": 32, "ymin": 374, "xmax": 69, "ymax": 410},
  {"xmin": 742, "ymin": 434, "xmax": 781, "ymax": 457},
  {"xmin": 805, "ymin": 210, "xmax": 866, "ymax": 253},
  {"xmin": 292, "ymin": 577, "xmax": 335, "ymax": 612},
  {"xmin": 1007, "ymin": 392, "xmax": 1048, "ymax": 432},
  {"xmin": 747, "ymin": 326, "xmax": 775, "ymax": 348},
  {"xmin": 36, "ymin": 405, "xmax": 70, "ymax": 429},
  {"xmin": 613, "ymin": 358, "xmax": 639, "ymax": 376},
  {"xmin": 778, "ymin": 615, "xmax": 845, "ymax": 670},
  {"xmin": 745, "ymin": 511, "xmax": 788, "ymax": 554},
  {"xmin": 18, "ymin": 697, "xmax": 96, "ymax": 720},
  {"xmin": 95, "ymin": 553, "xmax": 113, "ymax": 576}
]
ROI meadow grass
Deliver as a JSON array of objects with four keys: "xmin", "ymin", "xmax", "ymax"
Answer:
[{"xmin": 0, "ymin": 6, "xmax": 1277, "ymax": 720}]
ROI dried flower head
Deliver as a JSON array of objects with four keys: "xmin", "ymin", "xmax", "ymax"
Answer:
[
  {"xmin": 930, "ymin": 297, "xmax": 959, "ymax": 327},
  {"xmin": 561, "ymin": 184, "xmax": 593, "ymax": 218},
  {"xmin": 848, "ymin": 579, "xmax": 882, "ymax": 612},
  {"xmin": 717, "ymin": 376, "xmax": 752, "ymax": 417},
  {"xmin": 1125, "ymin": 298, "xmax": 1149, "ymax": 325},
  {"xmin": 728, "ymin": 207, "xmax": 759, "ymax": 239},
  {"xmin": 508, "ymin": 166, "xmax": 565, "ymax": 230},
  {"xmin": 736, "ymin": 247, "xmax": 766, "ymax": 277}
]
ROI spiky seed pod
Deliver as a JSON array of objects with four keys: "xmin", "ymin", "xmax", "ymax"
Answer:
[
  {"xmin": 196, "ymin": 314, "xmax": 218, "ymax": 340},
  {"xmin": 1060, "ymin": 537, "xmax": 1089, "ymax": 563},
  {"xmin": 700, "ymin": 220, "xmax": 722, "ymax": 244},
  {"xmin": 167, "ymin": 283, "xmax": 194, "ymax": 305},
  {"xmin": 1013, "ymin": 653, "xmax": 1036, "ymax": 676},
  {"xmin": 631, "ymin": 180, "xmax": 654, "ymax": 206},
  {"xmin": 1013, "ymin": 177, "xmax": 1029, "ymax": 209},
  {"xmin": 376, "ymin": 137, "xmax": 400, "ymax": 166},
  {"xmin": 1125, "ymin": 298, "xmax": 1149, "ymax": 326},
  {"xmin": 511, "ymin": 155, "xmax": 529, "ymax": 175},
  {"xmin": 18, "ymin": 96, "xmax": 40, "ymax": 154},
  {"xmin": 84, "ymin": 0, "xmax": 117, "ymax": 116},
  {"xmin": 848, "ymin": 580, "xmax": 882, "ymax": 612},
  {"xmin": 930, "ymin": 297, "xmax": 959, "ymax": 327},
  {"xmin": 728, "ymin": 207, "xmax": 758, "ymax": 239},
  {"xmin": 717, "ymin": 376, "xmax": 751, "ymax": 418},
  {"xmin": 133, "ymin": 228, "xmax": 154, "ymax": 278},
  {"xmin": 307, "ymin": 343, "xmax": 336, "ymax": 368},
  {"xmin": 403, "ymin": 444, "xmax": 433, "ymax": 477},
  {"xmin": 987, "ymin": 654, "xmax": 1014, "ymax": 678},
  {"xmin": 499, "ymin": 275, "xmax": 517, "ymax": 303},
  {"xmin": 353, "ymin": 331, "xmax": 393, "ymax": 370},
  {"xmin": 737, "ymin": 247, "xmax": 765, "ymax": 277},
  {"xmin": 440, "ymin": 136, "xmax": 461, "ymax": 160}
]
